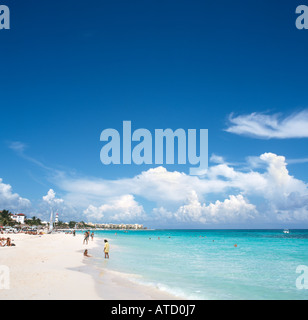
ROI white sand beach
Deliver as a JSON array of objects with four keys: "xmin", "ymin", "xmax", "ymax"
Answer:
[{"xmin": 0, "ymin": 233, "xmax": 179, "ymax": 300}]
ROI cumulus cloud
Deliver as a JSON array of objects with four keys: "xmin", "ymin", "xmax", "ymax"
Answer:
[
  {"xmin": 10, "ymin": 138, "xmax": 307, "ymax": 225},
  {"xmin": 83, "ymin": 204, "xmax": 105, "ymax": 221},
  {"xmin": 174, "ymin": 191, "xmax": 257, "ymax": 224},
  {"xmin": 2, "ymin": 150, "xmax": 308, "ymax": 225},
  {"xmin": 210, "ymin": 154, "xmax": 225, "ymax": 164},
  {"xmin": 0, "ymin": 178, "xmax": 31, "ymax": 211},
  {"xmin": 40, "ymin": 189, "xmax": 80, "ymax": 222},
  {"xmin": 43, "ymin": 189, "xmax": 64, "ymax": 205},
  {"xmin": 83, "ymin": 195, "xmax": 145, "ymax": 222},
  {"xmin": 225, "ymin": 110, "xmax": 308, "ymax": 139},
  {"xmin": 58, "ymin": 166, "xmax": 202, "ymax": 205},
  {"xmin": 54, "ymin": 152, "xmax": 308, "ymax": 225}
]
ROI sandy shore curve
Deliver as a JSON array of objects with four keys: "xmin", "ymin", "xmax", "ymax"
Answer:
[{"xmin": 0, "ymin": 233, "xmax": 179, "ymax": 300}]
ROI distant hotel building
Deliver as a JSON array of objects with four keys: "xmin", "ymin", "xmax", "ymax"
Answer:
[
  {"xmin": 10, "ymin": 213, "xmax": 26, "ymax": 224},
  {"xmin": 85, "ymin": 223, "xmax": 144, "ymax": 230}
]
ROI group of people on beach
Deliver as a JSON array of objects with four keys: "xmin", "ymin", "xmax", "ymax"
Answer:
[
  {"xmin": 82, "ymin": 231, "xmax": 109, "ymax": 259},
  {"xmin": 0, "ymin": 237, "xmax": 14, "ymax": 247},
  {"xmin": 24, "ymin": 231, "xmax": 44, "ymax": 235}
]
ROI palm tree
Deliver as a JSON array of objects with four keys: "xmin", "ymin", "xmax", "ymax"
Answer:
[
  {"xmin": 69, "ymin": 221, "xmax": 77, "ymax": 229},
  {"xmin": 55, "ymin": 220, "xmax": 67, "ymax": 229},
  {"xmin": 0, "ymin": 210, "xmax": 15, "ymax": 226},
  {"xmin": 26, "ymin": 216, "xmax": 42, "ymax": 226}
]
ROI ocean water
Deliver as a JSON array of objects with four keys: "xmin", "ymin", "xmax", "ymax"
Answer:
[{"xmin": 84, "ymin": 229, "xmax": 308, "ymax": 300}]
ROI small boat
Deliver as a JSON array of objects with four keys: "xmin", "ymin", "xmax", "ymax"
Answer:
[{"xmin": 283, "ymin": 229, "xmax": 290, "ymax": 234}]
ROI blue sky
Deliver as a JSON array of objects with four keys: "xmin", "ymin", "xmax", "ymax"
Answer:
[{"xmin": 1, "ymin": 0, "xmax": 308, "ymax": 228}]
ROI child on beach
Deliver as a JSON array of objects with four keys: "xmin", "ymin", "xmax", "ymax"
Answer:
[
  {"xmin": 104, "ymin": 239, "xmax": 109, "ymax": 259},
  {"xmin": 83, "ymin": 249, "xmax": 91, "ymax": 257}
]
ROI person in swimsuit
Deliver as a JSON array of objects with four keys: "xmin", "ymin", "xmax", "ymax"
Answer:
[
  {"xmin": 104, "ymin": 239, "xmax": 109, "ymax": 259},
  {"xmin": 83, "ymin": 231, "xmax": 89, "ymax": 245}
]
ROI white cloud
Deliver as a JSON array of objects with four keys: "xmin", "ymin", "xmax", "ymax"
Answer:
[
  {"xmin": 258, "ymin": 153, "xmax": 308, "ymax": 203},
  {"xmin": 9, "ymin": 140, "xmax": 52, "ymax": 171},
  {"xmin": 174, "ymin": 191, "xmax": 257, "ymax": 224},
  {"xmin": 11, "ymin": 138, "xmax": 307, "ymax": 225},
  {"xmin": 2, "ymin": 149, "xmax": 308, "ymax": 225},
  {"xmin": 152, "ymin": 207, "xmax": 174, "ymax": 220},
  {"xmin": 54, "ymin": 152, "xmax": 308, "ymax": 225},
  {"xmin": 83, "ymin": 204, "xmax": 105, "ymax": 221},
  {"xmin": 8, "ymin": 141, "xmax": 27, "ymax": 154},
  {"xmin": 40, "ymin": 189, "xmax": 80, "ymax": 222},
  {"xmin": 210, "ymin": 154, "xmax": 225, "ymax": 164},
  {"xmin": 226, "ymin": 110, "xmax": 308, "ymax": 139},
  {"xmin": 58, "ymin": 166, "xmax": 203, "ymax": 205},
  {"xmin": 287, "ymin": 158, "xmax": 308, "ymax": 165},
  {"xmin": 0, "ymin": 178, "xmax": 31, "ymax": 211},
  {"xmin": 43, "ymin": 189, "xmax": 64, "ymax": 205},
  {"xmin": 83, "ymin": 195, "xmax": 145, "ymax": 222}
]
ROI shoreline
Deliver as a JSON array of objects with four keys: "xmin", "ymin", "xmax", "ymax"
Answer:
[{"xmin": 0, "ymin": 232, "xmax": 180, "ymax": 300}]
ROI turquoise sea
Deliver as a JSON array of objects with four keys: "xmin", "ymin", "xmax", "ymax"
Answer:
[{"xmin": 84, "ymin": 229, "xmax": 308, "ymax": 300}]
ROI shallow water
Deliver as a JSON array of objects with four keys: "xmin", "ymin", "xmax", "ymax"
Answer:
[{"xmin": 83, "ymin": 229, "xmax": 308, "ymax": 300}]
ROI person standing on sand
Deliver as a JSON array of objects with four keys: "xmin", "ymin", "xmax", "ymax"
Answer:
[
  {"xmin": 104, "ymin": 239, "xmax": 109, "ymax": 259},
  {"xmin": 91, "ymin": 232, "xmax": 94, "ymax": 241},
  {"xmin": 83, "ymin": 231, "xmax": 89, "ymax": 245}
]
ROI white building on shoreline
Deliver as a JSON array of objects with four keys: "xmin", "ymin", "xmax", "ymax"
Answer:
[
  {"xmin": 10, "ymin": 213, "xmax": 26, "ymax": 224},
  {"xmin": 85, "ymin": 222, "xmax": 144, "ymax": 230}
]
